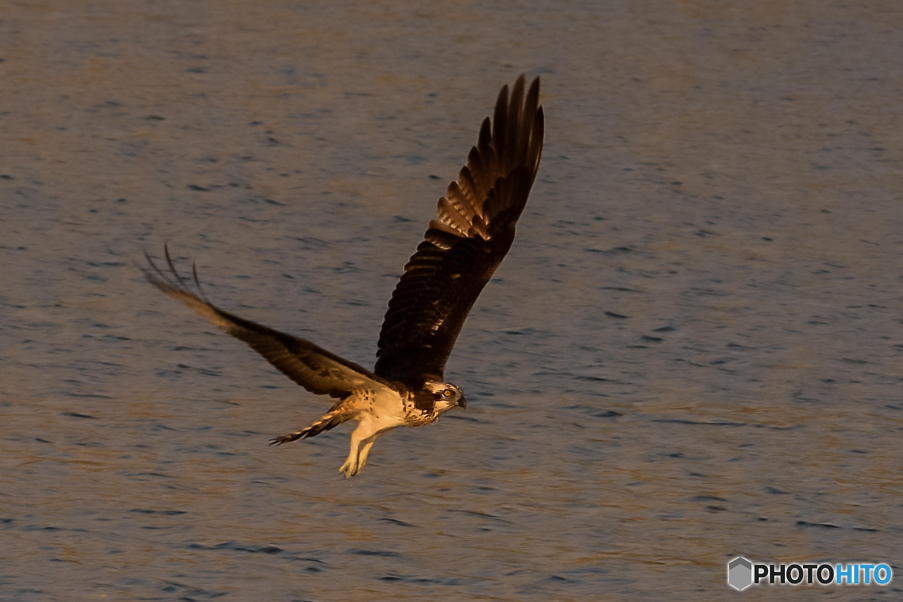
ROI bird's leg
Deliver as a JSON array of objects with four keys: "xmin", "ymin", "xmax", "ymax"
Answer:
[
  {"xmin": 339, "ymin": 421, "xmax": 381, "ymax": 478},
  {"xmin": 339, "ymin": 433, "xmax": 365, "ymax": 479},
  {"xmin": 356, "ymin": 438, "xmax": 378, "ymax": 472}
]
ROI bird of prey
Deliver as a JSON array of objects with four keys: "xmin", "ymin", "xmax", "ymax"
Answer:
[{"xmin": 145, "ymin": 75, "xmax": 543, "ymax": 477}]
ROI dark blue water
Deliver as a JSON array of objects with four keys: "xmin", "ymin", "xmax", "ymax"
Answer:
[{"xmin": 1, "ymin": 1, "xmax": 901, "ymax": 599}]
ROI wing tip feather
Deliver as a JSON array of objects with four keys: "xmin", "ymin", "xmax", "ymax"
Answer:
[{"xmin": 377, "ymin": 75, "xmax": 544, "ymax": 383}]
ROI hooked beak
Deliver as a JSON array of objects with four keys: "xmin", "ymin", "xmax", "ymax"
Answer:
[{"xmin": 457, "ymin": 396, "xmax": 468, "ymax": 409}]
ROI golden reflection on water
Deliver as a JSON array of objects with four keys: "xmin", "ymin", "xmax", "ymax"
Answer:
[{"xmin": 2, "ymin": 0, "xmax": 902, "ymax": 599}]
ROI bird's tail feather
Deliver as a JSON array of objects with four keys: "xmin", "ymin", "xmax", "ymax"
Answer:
[{"xmin": 269, "ymin": 408, "xmax": 350, "ymax": 445}]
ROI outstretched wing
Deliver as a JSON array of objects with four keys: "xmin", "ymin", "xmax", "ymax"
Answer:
[
  {"xmin": 144, "ymin": 246, "xmax": 396, "ymax": 399},
  {"xmin": 374, "ymin": 75, "xmax": 544, "ymax": 385}
]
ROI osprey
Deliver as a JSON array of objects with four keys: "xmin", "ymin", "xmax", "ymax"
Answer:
[{"xmin": 145, "ymin": 75, "xmax": 544, "ymax": 477}]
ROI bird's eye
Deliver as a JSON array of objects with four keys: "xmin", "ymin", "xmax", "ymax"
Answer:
[{"xmin": 443, "ymin": 389, "xmax": 454, "ymax": 398}]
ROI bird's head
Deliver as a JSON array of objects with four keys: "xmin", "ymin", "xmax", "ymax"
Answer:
[{"xmin": 425, "ymin": 381, "xmax": 467, "ymax": 412}]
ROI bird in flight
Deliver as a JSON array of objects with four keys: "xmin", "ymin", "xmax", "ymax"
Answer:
[{"xmin": 145, "ymin": 75, "xmax": 544, "ymax": 477}]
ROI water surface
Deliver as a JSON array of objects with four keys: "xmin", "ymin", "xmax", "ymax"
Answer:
[{"xmin": 2, "ymin": 1, "xmax": 901, "ymax": 599}]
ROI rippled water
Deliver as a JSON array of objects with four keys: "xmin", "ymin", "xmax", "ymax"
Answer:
[{"xmin": 2, "ymin": 1, "xmax": 902, "ymax": 600}]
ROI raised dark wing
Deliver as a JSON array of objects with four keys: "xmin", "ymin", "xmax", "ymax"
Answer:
[
  {"xmin": 144, "ymin": 246, "xmax": 396, "ymax": 399},
  {"xmin": 374, "ymin": 75, "xmax": 544, "ymax": 385}
]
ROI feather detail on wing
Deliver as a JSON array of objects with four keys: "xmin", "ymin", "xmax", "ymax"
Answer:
[
  {"xmin": 374, "ymin": 75, "xmax": 544, "ymax": 385},
  {"xmin": 144, "ymin": 245, "xmax": 396, "ymax": 399}
]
